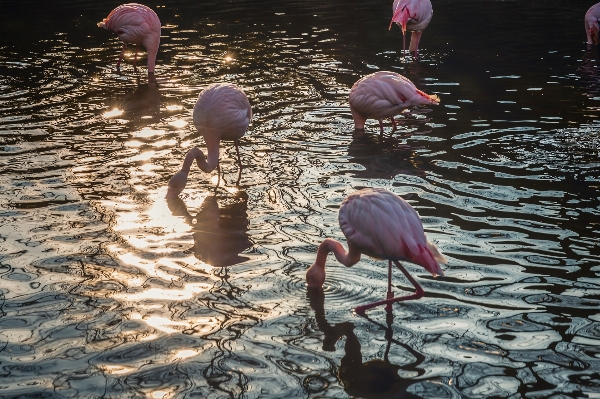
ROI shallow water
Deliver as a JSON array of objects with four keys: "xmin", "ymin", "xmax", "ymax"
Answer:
[{"xmin": 1, "ymin": 0, "xmax": 599, "ymax": 398}]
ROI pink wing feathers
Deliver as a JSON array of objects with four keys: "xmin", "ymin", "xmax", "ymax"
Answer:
[
  {"xmin": 349, "ymin": 71, "xmax": 439, "ymax": 122},
  {"xmin": 390, "ymin": 0, "xmax": 433, "ymax": 32},
  {"xmin": 98, "ymin": 3, "xmax": 161, "ymax": 73},
  {"xmin": 192, "ymin": 83, "xmax": 252, "ymax": 141},
  {"xmin": 585, "ymin": 3, "xmax": 600, "ymax": 45},
  {"xmin": 339, "ymin": 188, "xmax": 445, "ymax": 276}
]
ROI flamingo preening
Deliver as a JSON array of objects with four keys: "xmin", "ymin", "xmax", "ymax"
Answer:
[
  {"xmin": 389, "ymin": 0, "xmax": 433, "ymax": 56},
  {"xmin": 585, "ymin": 2, "xmax": 600, "ymax": 45},
  {"xmin": 349, "ymin": 71, "xmax": 439, "ymax": 136},
  {"xmin": 166, "ymin": 83, "xmax": 251, "ymax": 196},
  {"xmin": 98, "ymin": 3, "xmax": 161, "ymax": 74},
  {"xmin": 305, "ymin": 188, "xmax": 446, "ymax": 314}
]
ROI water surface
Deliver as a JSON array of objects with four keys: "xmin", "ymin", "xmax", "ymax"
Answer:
[{"xmin": 1, "ymin": 1, "xmax": 600, "ymax": 398}]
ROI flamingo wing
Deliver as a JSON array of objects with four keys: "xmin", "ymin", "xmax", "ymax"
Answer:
[{"xmin": 339, "ymin": 188, "xmax": 445, "ymax": 275}]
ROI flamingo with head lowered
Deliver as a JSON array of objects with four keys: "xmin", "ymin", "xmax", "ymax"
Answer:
[
  {"xmin": 98, "ymin": 3, "xmax": 161, "ymax": 75},
  {"xmin": 166, "ymin": 83, "xmax": 252, "ymax": 196},
  {"xmin": 349, "ymin": 71, "xmax": 439, "ymax": 136},
  {"xmin": 305, "ymin": 188, "xmax": 446, "ymax": 314},
  {"xmin": 585, "ymin": 3, "xmax": 600, "ymax": 45},
  {"xmin": 389, "ymin": 0, "xmax": 433, "ymax": 56}
]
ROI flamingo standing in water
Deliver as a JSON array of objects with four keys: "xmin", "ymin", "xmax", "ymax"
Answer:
[
  {"xmin": 166, "ymin": 84, "xmax": 251, "ymax": 196},
  {"xmin": 585, "ymin": 3, "xmax": 600, "ymax": 45},
  {"xmin": 98, "ymin": 3, "xmax": 161, "ymax": 75},
  {"xmin": 349, "ymin": 71, "xmax": 439, "ymax": 136},
  {"xmin": 306, "ymin": 188, "xmax": 446, "ymax": 314},
  {"xmin": 389, "ymin": 0, "xmax": 433, "ymax": 56}
]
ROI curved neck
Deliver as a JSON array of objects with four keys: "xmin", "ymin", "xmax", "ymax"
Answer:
[
  {"xmin": 306, "ymin": 238, "xmax": 361, "ymax": 288},
  {"xmin": 196, "ymin": 135, "xmax": 220, "ymax": 173}
]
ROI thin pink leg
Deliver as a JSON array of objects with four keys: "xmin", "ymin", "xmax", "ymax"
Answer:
[
  {"xmin": 378, "ymin": 120, "xmax": 385, "ymax": 137},
  {"xmin": 390, "ymin": 117, "xmax": 397, "ymax": 131},
  {"xmin": 116, "ymin": 43, "xmax": 127, "ymax": 72},
  {"xmin": 355, "ymin": 260, "xmax": 424, "ymax": 314},
  {"xmin": 403, "ymin": 32, "xmax": 407, "ymax": 56},
  {"xmin": 234, "ymin": 140, "xmax": 243, "ymax": 171}
]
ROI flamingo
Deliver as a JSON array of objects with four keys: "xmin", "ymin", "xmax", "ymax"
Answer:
[
  {"xmin": 305, "ymin": 188, "xmax": 446, "ymax": 314},
  {"xmin": 191, "ymin": 83, "xmax": 252, "ymax": 173},
  {"xmin": 98, "ymin": 3, "xmax": 161, "ymax": 74},
  {"xmin": 389, "ymin": 0, "xmax": 433, "ymax": 56},
  {"xmin": 349, "ymin": 71, "xmax": 439, "ymax": 136},
  {"xmin": 585, "ymin": 3, "xmax": 600, "ymax": 45}
]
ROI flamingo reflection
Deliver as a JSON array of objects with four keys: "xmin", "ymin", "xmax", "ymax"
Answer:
[
  {"xmin": 347, "ymin": 130, "xmax": 427, "ymax": 179},
  {"xmin": 307, "ymin": 288, "xmax": 425, "ymax": 398},
  {"xmin": 166, "ymin": 191, "xmax": 252, "ymax": 267}
]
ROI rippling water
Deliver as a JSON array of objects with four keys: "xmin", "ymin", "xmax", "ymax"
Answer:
[{"xmin": 1, "ymin": 0, "xmax": 599, "ymax": 397}]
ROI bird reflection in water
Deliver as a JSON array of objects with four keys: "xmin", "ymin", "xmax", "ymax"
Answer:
[
  {"xmin": 348, "ymin": 130, "xmax": 427, "ymax": 179},
  {"xmin": 578, "ymin": 46, "xmax": 600, "ymax": 100},
  {"xmin": 119, "ymin": 76, "xmax": 161, "ymax": 121},
  {"xmin": 307, "ymin": 288, "xmax": 426, "ymax": 399},
  {"xmin": 166, "ymin": 191, "xmax": 252, "ymax": 267}
]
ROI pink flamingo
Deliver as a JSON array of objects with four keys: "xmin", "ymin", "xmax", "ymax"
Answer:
[
  {"xmin": 98, "ymin": 3, "xmax": 161, "ymax": 74},
  {"xmin": 585, "ymin": 3, "xmax": 600, "ymax": 45},
  {"xmin": 349, "ymin": 71, "xmax": 439, "ymax": 136},
  {"xmin": 389, "ymin": 0, "xmax": 433, "ymax": 56},
  {"xmin": 166, "ymin": 84, "xmax": 251, "ymax": 196},
  {"xmin": 305, "ymin": 188, "xmax": 446, "ymax": 314}
]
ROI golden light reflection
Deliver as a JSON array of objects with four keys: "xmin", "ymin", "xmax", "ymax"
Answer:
[
  {"xmin": 151, "ymin": 390, "xmax": 169, "ymax": 399},
  {"xmin": 173, "ymin": 349, "xmax": 197, "ymax": 359},
  {"xmin": 103, "ymin": 108, "xmax": 124, "ymax": 118},
  {"xmin": 116, "ymin": 283, "xmax": 211, "ymax": 302},
  {"xmin": 224, "ymin": 55, "xmax": 234, "ymax": 62},
  {"xmin": 135, "ymin": 127, "xmax": 166, "ymax": 138},
  {"xmin": 131, "ymin": 313, "xmax": 189, "ymax": 334},
  {"xmin": 100, "ymin": 365, "xmax": 137, "ymax": 375},
  {"xmin": 169, "ymin": 119, "xmax": 188, "ymax": 128},
  {"xmin": 166, "ymin": 105, "xmax": 183, "ymax": 111}
]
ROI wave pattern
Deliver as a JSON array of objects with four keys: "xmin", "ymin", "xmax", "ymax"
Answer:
[{"xmin": 0, "ymin": 0, "xmax": 599, "ymax": 398}]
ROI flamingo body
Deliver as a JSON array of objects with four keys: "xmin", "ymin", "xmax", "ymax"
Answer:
[
  {"xmin": 192, "ymin": 83, "xmax": 252, "ymax": 173},
  {"xmin": 390, "ymin": 0, "xmax": 433, "ymax": 54},
  {"xmin": 98, "ymin": 3, "xmax": 161, "ymax": 73},
  {"xmin": 306, "ymin": 188, "xmax": 446, "ymax": 313},
  {"xmin": 349, "ymin": 71, "xmax": 439, "ymax": 133},
  {"xmin": 585, "ymin": 3, "xmax": 600, "ymax": 45}
]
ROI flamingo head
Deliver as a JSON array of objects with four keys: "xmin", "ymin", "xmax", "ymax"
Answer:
[
  {"xmin": 306, "ymin": 261, "xmax": 326, "ymax": 288},
  {"xmin": 416, "ymin": 89, "xmax": 440, "ymax": 105}
]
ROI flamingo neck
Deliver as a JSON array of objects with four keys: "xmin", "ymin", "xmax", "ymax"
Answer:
[
  {"xmin": 306, "ymin": 238, "xmax": 361, "ymax": 288},
  {"xmin": 196, "ymin": 135, "xmax": 220, "ymax": 173}
]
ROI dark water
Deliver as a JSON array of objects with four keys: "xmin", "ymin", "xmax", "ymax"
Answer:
[{"xmin": 1, "ymin": 0, "xmax": 599, "ymax": 397}]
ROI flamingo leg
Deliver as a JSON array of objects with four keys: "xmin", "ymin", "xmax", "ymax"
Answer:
[
  {"xmin": 354, "ymin": 260, "xmax": 424, "ymax": 314},
  {"xmin": 234, "ymin": 139, "xmax": 243, "ymax": 171},
  {"xmin": 116, "ymin": 43, "xmax": 127, "ymax": 72},
  {"xmin": 390, "ymin": 117, "xmax": 397, "ymax": 131},
  {"xmin": 403, "ymin": 32, "xmax": 407, "ymax": 56},
  {"xmin": 385, "ymin": 260, "xmax": 394, "ymax": 311},
  {"xmin": 133, "ymin": 44, "xmax": 138, "ymax": 72},
  {"xmin": 378, "ymin": 120, "xmax": 385, "ymax": 137}
]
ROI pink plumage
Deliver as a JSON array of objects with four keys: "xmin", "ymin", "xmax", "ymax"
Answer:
[
  {"xmin": 306, "ymin": 188, "xmax": 446, "ymax": 313},
  {"xmin": 166, "ymin": 84, "xmax": 252, "ymax": 197},
  {"xmin": 349, "ymin": 71, "xmax": 439, "ymax": 135},
  {"xmin": 389, "ymin": 0, "xmax": 433, "ymax": 55},
  {"xmin": 192, "ymin": 83, "xmax": 252, "ymax": 173},
  {"xmin": 585, "ymin": 3, "xmax": 600, "ymax": 45},
  {"xmin": 339, "ymin": 188, "xmax": 445, "ymax": 276},
  {"xmin": 98, "ymin": 3, "xmax": 161, "ymax": 74}
]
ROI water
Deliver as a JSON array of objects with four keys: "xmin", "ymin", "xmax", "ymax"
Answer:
[{"xmin": 1, "ymin": 0, "xmax": 599, "ymax": 397}]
